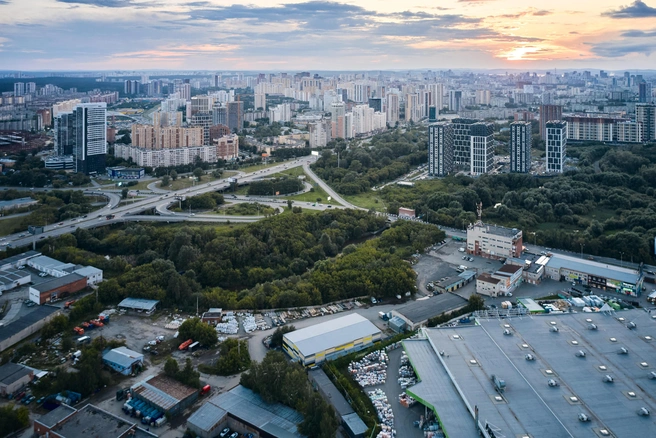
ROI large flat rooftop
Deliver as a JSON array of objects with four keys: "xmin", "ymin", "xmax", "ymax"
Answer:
[
  {"xmin": 404, "ymin": 310, "xmax": 656, "ymax": 438},
  {"xmin": 395, "ymin": 293, "xmax": 468, "ymax": 324},
  {"xmin": 546, "ymin": 253, "xmax": 642, "ymax": 285},
  {"xmin": 52, "ymin": 404, "xmax": 134, "ymax": 437}
]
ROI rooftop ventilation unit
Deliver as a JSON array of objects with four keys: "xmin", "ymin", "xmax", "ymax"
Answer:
[
  {"xmin": 525, "ymin": 354, "xmax": 535, "ymax": 361},
  {"xmin": 649, "ymin": 371, "xmax": 656, "ymax": 379},
  {"xmin": 618, "ymin": 347, "xmax": 629, "ymax": 355},
  {"xmin": 588, "ymin": 323, "xmax": 598, "ymax": 330},
  {"xmin": 628, "ymin": 321, "xmax": 637, "ymax": 330},
  {"xmin": 603, "ymin": 375, "xmax": 614, "ymax": 383},
  {"xmin": 637, "ymin": 407, "xmax": 650, "ymax": 416},
  {"xmin": 578, "ymin": 413, "xmax": 590, "ymax": 422},
  {"xmin": 571, "ymin": 340, "xmax": 579, "ymax": 345},
  {"xmin": 599, "ymin": 429, "xmax": 610, "ymax": 436},
  {"xmin": 550, "ymin": 326, "xmax": 559, "ymax": 332},
  {"xmin": 576, "ymin": 350, "xmax": 586, "ymax": 357},
  {"xmin": 503, "ymin": 329, "xmax": 512, "ymax": 336},
  {"xmin": 547, "ymin": 379, "xmax": 559, "ymax": 387}
]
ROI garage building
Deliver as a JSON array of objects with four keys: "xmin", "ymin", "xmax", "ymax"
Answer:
[
  {"xmin": 28, "ymin": 273, "xmax": 87, "ymax": 305},
  {"xmin": 391, "ymin": 294, "xmax": 469, "ymax": 330},
  {"xmin": 283, "ymin": 313, "xmax": 381, "ymax": 366}
]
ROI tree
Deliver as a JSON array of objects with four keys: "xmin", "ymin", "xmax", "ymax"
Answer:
[
  {"xmin": 121, "ymin": 188, "xmax": 129, "ymax": 199},
  {"xmin": 178, "ymin": 317, "xmax": 218, "ymax": 347},
  {"xmin": 468, "ymin": 294, "xmax": 485, "ymax": 311},
  {"xmin": 164, "ymin": 357, "xmax": 179, "ymax": 377},
  {"xmin": 161, "ymin": 175, "xmax": 170, "ymax": 187},
  {"xmin": 193, "ymin": 167, "xmax": 204, "ymax": 181},
  {"xmin": 170, "ymin": 170, "xmax": 178, "ymax": 181},
  {"xmin": 269, "ymin": 325, "xmax": 295, "ymax": 349}
]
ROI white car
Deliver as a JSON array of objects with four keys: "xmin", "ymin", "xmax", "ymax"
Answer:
[{"xmin": 148, "ymin": 340, "xmax": 158, "ymax": 346}]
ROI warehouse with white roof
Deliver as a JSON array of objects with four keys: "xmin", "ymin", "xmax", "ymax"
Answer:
[{"xmin": 283, "ymin": 313, "xmax": 381, "ymax": 366}]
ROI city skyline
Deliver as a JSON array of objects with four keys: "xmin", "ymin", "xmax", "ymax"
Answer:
[{"xmin": 1, "ymin": 1, "xmax": 656, "ymax": 71}]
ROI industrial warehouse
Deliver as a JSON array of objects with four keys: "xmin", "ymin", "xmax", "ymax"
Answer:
[
  {"xmin": 283, "ymin": 313, "xmax": 381, "ymax": 366},
  {"xmin": 402, "ymin": 310, "xmax": 656, "ymax": 438}
]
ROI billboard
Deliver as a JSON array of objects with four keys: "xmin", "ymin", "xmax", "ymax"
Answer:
[{"xmin": 28, "ymin": 226, "xmax": 44, "ymax": 235}]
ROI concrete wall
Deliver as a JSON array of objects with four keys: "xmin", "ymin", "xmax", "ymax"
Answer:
[{"xmin": 28, "ymin": 277, "xmax": 87, "ymax": 305}]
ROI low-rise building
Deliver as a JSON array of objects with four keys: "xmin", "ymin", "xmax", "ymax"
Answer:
[
  {"xmin": 0, "ymin": 362, "xmax": 34, "ymax": 396},
  {"xmin": 544, "ymin": 253, "xmax": 643, "ymax": 296},
  {"xmin": 35, "ymin": 404, "xmax": 157, "ymax": 438},
  {"xmin": 0, "ymin": 197, "xmax": 38, "ymax": 213},
  {"xmin": 283, "ymin": 313, "xmax": 381, "ymax": 366},
  {"xmin": 28, "ymin": 273, "xmax": 87, "ymax": 305},
  {"xmin": 391, "ymin": 294, "xmax": 469, "ymax": 330},
  {"xmin": 492, "ymin": 264, "xmax": 523, "ymax": 294},
  {"xmin": 0, "ymin": 305, "xmax": 61, "ymax": 352},
  {"xmin": 102, "ymin": 347, "xmax": 144, "ymax": 376},
  {"xmin": 106, "ymin": 166, "xmax": 145, "ymax": 179},
  {"xmin": 201, "ymin": 308, "xmax": 223, "ymax": 325},
  {"xmin": 0, "ymin": 250, "xmax": 40, "ymax": 271},
  {"xmin": 187, "ymin": 385, "xmax": 306, "ymax": 438},
  {"xmin": 131, "ymin": 373, "xmax": 198, "ymax": 416},
  {"xmin": 398, "ymin": 207, "xmax": 416, "ymax": 218},
  {"xmin": 466, "ymin": 222, "xmax": 523, "ymax": 260},
  {"xmin": 476, "ymin": 272, "xmax": 501, "ymax": 297},
  {"xmin": 118, "ymin": 297, "xmax": 159, "ymax": 315},
  {"xmin": 0, "ymin": 269, "xmax": 31, "ymax": 293}
]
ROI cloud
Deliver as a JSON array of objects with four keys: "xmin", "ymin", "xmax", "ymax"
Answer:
[
  {"xmin": 497, "ymin": 8, "xmax": 552, "ymax": 19},
  {"xmin": 588, "ymin": 40, "xmax": 656, "ymax": 57},
  {"xmin": 602, "ymin": 1, "xmax": 656, "ymax": 18},
  {"xmin": 0, "ymin": 0, "xmax": 9, "ymax": 4},
  {"xmin": 621, "ymin": 28, "xmax": 656, "ymax": 36},
  {"xmin": 56, "ymin": 0, "xmax": 155, "ymax": 7}
]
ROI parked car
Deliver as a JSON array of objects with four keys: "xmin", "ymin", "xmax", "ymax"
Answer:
[
  {"xmin": 219, "ymin": 428, "xmax": 231, "ymax": 438},
  {"xmin": 229, "ymin": 433, "xmax": 238, "ymax": 438}
]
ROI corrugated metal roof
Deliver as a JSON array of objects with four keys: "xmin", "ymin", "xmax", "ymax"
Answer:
[
  {"xmin": 283, "ymin": 313, "xmax": 380, "ymax": 358},
  {"xmin": 546, "ymin": 253, "xmax": 641, "ymax": 284},
  {"xmin": 207, "ymin": 385, "xmax": 305, "ymax": 437},
  {"xmin": 102, "ymin": 347, "xmax": 143, "ymax": 369},
  {"xmin": 0, "ymin": 269, "xmax": 30, "ymax": 286},
  {"xmin": 132, "ymin": 380, "xmax": 180, "ymax": 411},
  {"xmin": 0, "ymin": 305, "xmax": 59, "ymax": 343},
  {"xmin": 118, "ymin": 297, "xmax": 159, "ymax": 311},
  {"xmin": 187, "ymin": 402, "xmax": 227, "ymax": 432},
  {"xmin": 0, "ymin": 251, "xmax": 40, "ymax": 267}
]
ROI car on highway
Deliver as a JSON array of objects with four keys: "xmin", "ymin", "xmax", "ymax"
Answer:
[{"xmin": 58, "ymin": 222, "xmax": 64, "ymax": 225}]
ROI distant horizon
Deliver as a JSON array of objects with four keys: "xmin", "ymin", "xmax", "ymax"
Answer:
[{"xmin": 2, "ymin": 1, "xmax": 656, "ymax": 71}]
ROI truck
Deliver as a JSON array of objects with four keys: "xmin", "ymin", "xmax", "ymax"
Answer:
[
  {"xmin": 72, "ymin": 350, "xmax": 82, "ymax": 360},
  {"xmin": 77, "ymin": 336, "xmax": 91, "ymax": 345},
  {"xmin": 648, "ymin": 291, "xmax": 656, "ymax": 304},
  {"xmin": 378, "ymin": 311, "xmax": 389, "ymax": 321},
  {"xmin": 64, "ymin": 300, "xmax": 76, "ymax": 309},
  {"xmin": 73, "ymin": 327, "xmax": 84, "ymax": 335},
  {"xmin": 200, "ymin": 384, "xmax": 211, "ymax": 396}
]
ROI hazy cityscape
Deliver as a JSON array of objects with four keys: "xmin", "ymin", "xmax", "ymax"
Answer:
[{"xmin": 1, "ymin": 1, "xmax": 656, "ymax": 438}]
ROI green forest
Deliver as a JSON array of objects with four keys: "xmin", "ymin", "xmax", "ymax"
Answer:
[
  {"xmin": 311, "ymin": 131, "xmax": 656, "ymax": 263},
  {"xmin": 30, "ymin": 211, "xmax": 442, "ymax": 311},
  {"xmin": 311, "ymin": 129, "xmax": 427, "ymax": 195}
]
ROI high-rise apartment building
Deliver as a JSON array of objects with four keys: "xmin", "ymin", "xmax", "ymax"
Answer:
[
  {"xmin": 470, "ymin": 122, "xmax": 494, "ymax": 175},
  {"xmin": 226, "ymin": 101, "xmax": 244, "ymax": 132},
  {"xmin": 545, "ymin": 120, "xmax": 567, "ymax": 173},
  {"xmin": 452, "ymin": 118, "xmax": 477, "ymax": 166},
  {"xmin": 368, "ymin": 98, "xmax": 382, "ymax": 113},
  {"xmin": 269, "ymin": 103, "xmax": 291, "ymax": 124},
  {"xmin": 190, "ymin": 112, "xmax": 213, "ymax": 145},
  {"xmin": 13, "ymin": 83, "xmax": 25, "ymax": 97},
  {"xmin": 509, "ymin": 121, "xmax": 532, "ymax": 173},
  {"xmin": 475, "ymin": 90, "xmax": 491, "ymax": 106},
  {"xmin": 309, "ymin": 121, "xmax": 332, "ymax": 148},
  {"xmin": 54, "ymin": 112, "xmax": 75, "ymax": 156},
  {"xmin": 131, "ymin": 125, "xmax": 203, "ymax": 149},
  {"xmin": 331, "ymin": 101, "xmax": 346, "ymax": 139},
  {"xmin": 636, "ymin": 104, "xmax": 656, "ymax": 141},
  {"xmin": 386, "ymin": 93, "xmax": 399, "ymax": 125},
  {"xmin": 213, "ymin": 134, "xmax": 239, "ymax": 160},
  {"xmin": 639, "ymin": 82, "xmax": 652, "ymax": 104},
  {"xmin": 449, "ymin": 90, "xmax": 462, "ymax": 112},
  {"xmin": 429, "ymin": 84, "xmax": 444, "ymax": 112},
  {"xmin": 26, "ymin": 82, "xmax": 36, "ymax": 94},
  {"xmin": 616, "ymin": 121, "xmax": 643, "ymax": 143},
  {"xmin": 428, "ymin": 122, "xmax": 453, "ymax": 177},
  {"xmin": 73, "ymin": 103, "xmax": 107, "ymax": 175},
  {"xmin": 539, "ymin": 105, "xmax": 562, "ymax": 140},
  {"xmin": 255, "ymin": 93, "xmax": 266, "ymax": 110},
  {"xmin": 563, "ymin": 114, "xmax": 625, "ymax": 142},
  {"xmin": 405, "ymin": 93, "xmax": 420, "ymax": 122}
]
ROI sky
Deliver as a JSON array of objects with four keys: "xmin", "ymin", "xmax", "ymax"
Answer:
[{"xmin": 1, "ymin": 0, "xmax": 656, "ymax": 72}]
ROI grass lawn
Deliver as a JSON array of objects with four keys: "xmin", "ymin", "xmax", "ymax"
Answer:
[
  {"xmin": 271, "ymin": 166, "xmax": 305, "ymax": 178},
  {"xmin": 0, "ymin": 216, "xmax": 25, "ymax": 237},
  {"xmin": 584, "ymin": 207, "xmax": 616, "ymax": 222},
  {"xmin": 239, "ymin": 161, "xmax": 283, "ymax": 174},
  {"xmin": 287, "ymin": 184, "xmax": 338, "ymax": 205},
  {"xmin": 158, "ymin": 175, "xmax": 221, "ymax": 191},
  {"xmin": 343, "ymin": 192, "xmax": 386, "ymax": 211}
]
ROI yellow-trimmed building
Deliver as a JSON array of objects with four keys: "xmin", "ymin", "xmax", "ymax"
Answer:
[{"xmin": 283, "ymin": 313, "xmax": 381, "ymax": 366}]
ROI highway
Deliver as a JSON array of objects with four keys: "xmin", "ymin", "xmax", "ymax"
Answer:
[
  {"xmin": 302, "ymin": 161, "xmax": 364, "ymax": 210},
  {"xmin": 0, "ymin": 155, "xmax": 345, "ymax": 249}
]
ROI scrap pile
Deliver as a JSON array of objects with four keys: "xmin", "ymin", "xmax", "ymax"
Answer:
[
  {"xmin": 242, "ymin": 314, "xmax": 257, "ymax": 333},
  {"xmin": 348, "ymin": 350, "xmax": 389, "ymax": 388},
  {"xmin": 368, "ymin": 389, "xmax": 395, "ymax": 432},
  {"xmin": 398, "ymin": 351, "xmax": 417, "ymax": 389},
  {"xmin": 375, "ymin": 425, "xmax": 396, "ymax": 438},
  {"xmin": 215, "ymin": 314, "xmax": 238, "ymax": 334},
  {"xmin": 399, "ymin": 392, "xmax": 416, "ymax": 408}
]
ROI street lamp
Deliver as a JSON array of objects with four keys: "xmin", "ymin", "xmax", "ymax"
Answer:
[
  {"xmin": 620, "ymin": 252, "xmax": 624, "ymax": 268},
  {"xmin": 580, "ymin": 243, "xmax": 585, "ymax": 259}
]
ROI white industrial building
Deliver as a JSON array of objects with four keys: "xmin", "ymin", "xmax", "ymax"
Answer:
[
  {"xmin": 283, "ymin": 313, "xmax": 381, "ymax": 366},
  {"xmin": 0, "ymin": 269, "xmax": 31, "ymax": 293},
  {"xmin": 26, "ymin": 255, "xmax": 103, "ymax": 285}
]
